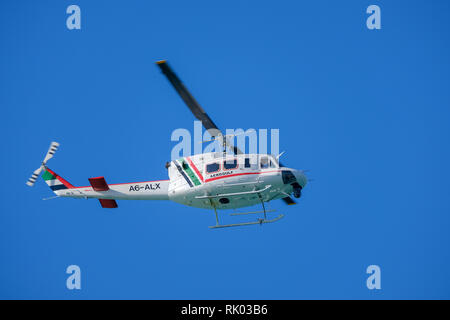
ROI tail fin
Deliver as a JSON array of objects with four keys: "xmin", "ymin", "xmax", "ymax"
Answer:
[{"xmin": 42, "ymin": 167, "xmax": 75, "ymax": 193}]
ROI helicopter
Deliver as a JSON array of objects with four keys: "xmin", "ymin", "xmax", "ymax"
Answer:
[{"xmin": 26, "ymin": 60, "xmax": 308, "ymax": 229}]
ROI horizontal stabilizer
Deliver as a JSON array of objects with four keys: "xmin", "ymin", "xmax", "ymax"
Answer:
[
  {"xmin": 88, "ymin": 177, "xmax": 110, "ymax": 191},
  {"xmin": 99, "ymin": 199, "xmax": 117, "ymax": 208}
]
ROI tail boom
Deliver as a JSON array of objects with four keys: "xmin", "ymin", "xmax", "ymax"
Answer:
[
  {"xmin": 57, "ymin": 179, "xmax": 170, "ymax": 201},
  {"xmin": 29, "ymin": 142, "xmax": 170, "ymax": 207}
]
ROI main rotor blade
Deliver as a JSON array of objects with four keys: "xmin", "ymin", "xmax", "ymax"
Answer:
[
  {"xmin": 156, "ymin": 60, "xmax": 242, "ymax": 154},
  {"xmin": 156, "ymin": 60, "xmax": 219, "ymax": 134}
]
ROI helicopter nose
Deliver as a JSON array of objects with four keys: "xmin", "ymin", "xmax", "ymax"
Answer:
[{"xmin": 294, "ymin": 170, "xmax": 308, "ymax": 188}]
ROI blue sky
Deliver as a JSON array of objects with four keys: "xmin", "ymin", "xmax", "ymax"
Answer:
[{"xmin": 1, "ymin": 0, "xmax": 450, "ymax": 299}]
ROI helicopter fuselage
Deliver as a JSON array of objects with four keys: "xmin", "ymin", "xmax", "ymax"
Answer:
[
  {"xmin": 54, "ymin": 152, "xmax": 306, "ymax": 211},
  {"xmin": 167, "ymin": 152, "xmax": 307, "ymax": 210}
]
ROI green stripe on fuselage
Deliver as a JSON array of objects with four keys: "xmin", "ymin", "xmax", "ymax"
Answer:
[
  {"xmin": 179, "ymin": 158, "xmax": 201, "ymax": 186},
  {"xmin": 42, "ymin": 170, "xmax": 56, "ymax": 181}
]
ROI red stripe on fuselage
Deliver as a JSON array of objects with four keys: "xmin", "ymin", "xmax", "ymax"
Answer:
[
  {"xmin": 186, "ymin": 156, "xmax": 204, "ymax": 182},
  {"xmin": 73, "ymin": 179, "xmax": 169, "ymax": 189},
  {"xmin": 45, "ymin": 167, "xmax": 75, "ymax": 189},
  {"xmin": 205, "ymin": 170, "xmax": 281, "ymax": 183}
]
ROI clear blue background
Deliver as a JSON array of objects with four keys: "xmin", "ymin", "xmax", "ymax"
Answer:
[{"xmin": 1, "ymin": 0, "xmax": 449, "ymax": 299}]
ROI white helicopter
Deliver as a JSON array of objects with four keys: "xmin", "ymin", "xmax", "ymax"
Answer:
[{"xmin": 27, "ymin": 60, "xmax": 308, "ymax": 229}]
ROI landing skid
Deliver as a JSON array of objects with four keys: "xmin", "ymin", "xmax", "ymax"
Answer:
[
  {"xmin": 208, "ymin": 194, "xmax": 284, "ymax": 229},
  {"xmin": 209, "ymin": 214, "xmax": 284, "ymax": 229}
]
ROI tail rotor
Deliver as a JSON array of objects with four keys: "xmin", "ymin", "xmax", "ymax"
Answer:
[{"xmin": 26, "ymin": 142, "xmax": 60, "ymax": 187}]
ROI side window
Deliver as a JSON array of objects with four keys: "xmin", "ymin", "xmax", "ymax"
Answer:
[
  {"xmin": 244, "ymin": 158, "xmax": 251, "ymax": 168},
  {"xmin": 223, "ymin": 159, "xmax": 238, "ymax": 170},
  {"xmin": 269, "ymin": 159, "xmax": 277, "ymax": 168},
  {"xmin": 260, "ymin": 157, "xmax": 269, "ymax": 169},
  {"xmin": 206, "ymin": 162, "xmax": 220, "ymax": 173}
]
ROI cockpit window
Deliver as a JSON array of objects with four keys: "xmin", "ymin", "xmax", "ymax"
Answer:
[
  {"xmin": 223, "ymin": 159, "xmax": 238, "ymax": 170},
  {"xmin": 260, "ymin": 157, "xmax": 269, "ymax": 169},
  {"xmin": 206, "ymin": 162, "xmax": 220, "ymax": 173}
]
